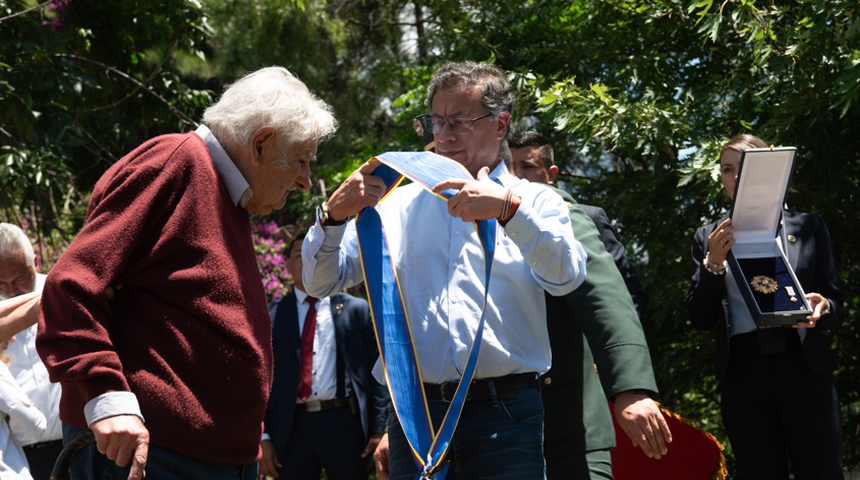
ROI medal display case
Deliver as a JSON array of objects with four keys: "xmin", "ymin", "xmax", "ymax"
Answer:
[{"xmin": 726, "ymin": 147, "xmax": 812, "ymax": 326}]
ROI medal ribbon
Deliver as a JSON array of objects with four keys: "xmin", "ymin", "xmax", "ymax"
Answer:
[{"xmin": 355, "ymin": 151, "xmax": 496, "ymax": 479}]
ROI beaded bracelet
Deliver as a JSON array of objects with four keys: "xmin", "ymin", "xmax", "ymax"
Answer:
[{"xmin": 703, "ymin": 253, "xmax": 727, "ymax": 276}]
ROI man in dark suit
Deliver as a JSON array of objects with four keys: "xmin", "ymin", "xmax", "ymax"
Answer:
[
  {"xmin": 509, "ymin": 131, "xmax": 671, "ymax": 480},
  {"xmin": 260, "ymin": 233, "xmax": 389, "ymax": 480}
]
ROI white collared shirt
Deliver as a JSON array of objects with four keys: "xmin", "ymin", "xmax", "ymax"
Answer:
[
  {"xmin": 293, "ymin": 289, "xmax": 346, "ymax": 402},
  {"xmin": 0, "ymin": 361, "xmax": 45, "ymax": 478},
  {"xmin": 6, "ymin": 273, "xmax": 62, "ymax": 445},
  {"xmin": 302, "ymin": 162, "xmax": 586, "ymax": 384}
]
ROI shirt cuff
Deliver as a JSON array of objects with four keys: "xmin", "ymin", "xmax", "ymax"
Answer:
[
  {"xmin": 84, "ymin": 392, "xmax": 145, "ymax": 427},
  {"xmin": 261, "ymin": 432, "xmax": 271, "ymax": 442}
]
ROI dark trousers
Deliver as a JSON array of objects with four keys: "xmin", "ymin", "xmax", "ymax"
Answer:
[
  {"xmin": 279, "ymin": 404, "xmax": 368, "ymax": 480},
  {"xmin": 23, "ymin": 440, "xmax": 64, "ymax": 480},
  {"xmin": 722, "ymin": 330, "xmax": 844, "ymax": 480},
  {"xmin": 387, "ymin": 386, "xmax": 546, "ymax": 480},
  {"xmin": 62, "ymin": 423, "xmax": 258, "ymax": 480}
]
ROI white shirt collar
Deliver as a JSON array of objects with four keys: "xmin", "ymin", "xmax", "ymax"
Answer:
[{"xmin": 194, "ymin": 124, "xmax": 253, "ymax": 207}]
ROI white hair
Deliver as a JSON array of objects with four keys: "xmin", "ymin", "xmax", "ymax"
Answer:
[
  {"xmin": 202, "ymin": 67, "xmax": 338, "ymax": 156},
  {"xmin": 0, "ymin": 223, "xmax": 35, "ymax": 267}
]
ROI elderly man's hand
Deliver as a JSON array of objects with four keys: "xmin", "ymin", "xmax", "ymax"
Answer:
[
  {"xmin": 258, "ymin": 439, "xmax": 281, "ymax": 479},
  {"xmin": 91, "ymin": 415, "xmax": 149, "ymax": 480}
]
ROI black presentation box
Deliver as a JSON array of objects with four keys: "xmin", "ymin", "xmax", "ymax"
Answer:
[{"xmin": 726, "ymin": 147, "xmax": 812, "ymax": 326}]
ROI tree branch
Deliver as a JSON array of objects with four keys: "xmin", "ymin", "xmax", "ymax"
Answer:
[
  {"xmin": 0, "ymin": 0, "xmax": 54, "ymax": 24},
  {"xmin": 52, "ymin": 52, "xmax": 198, "ymax": 127}
]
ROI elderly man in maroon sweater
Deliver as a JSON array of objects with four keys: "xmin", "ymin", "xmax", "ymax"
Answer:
[{"xmin": 36, "ymin": 67, "xmax": 337, "ymax": 480}]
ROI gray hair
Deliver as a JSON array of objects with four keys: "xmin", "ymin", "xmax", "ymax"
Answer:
[
  {"xmin": 0, "ymin": 223, "xmax": 35, "ymax": 267},
  {"xmin": 426, "ymin": 61, "xmax": 515, "ymax": 117},
  {"xmin": 202, "ymin": 67, "xmax": 338, "ymax": 156}
]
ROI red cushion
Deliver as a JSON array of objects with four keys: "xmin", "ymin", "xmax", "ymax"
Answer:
[{"xmin": 610, "ymin": 403, "xmax": 727, "ymax": 480}]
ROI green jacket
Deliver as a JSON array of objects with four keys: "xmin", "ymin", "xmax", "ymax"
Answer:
[{"xmin": 542, "ymin": 186, "xmax": 658, "ymax": 457}]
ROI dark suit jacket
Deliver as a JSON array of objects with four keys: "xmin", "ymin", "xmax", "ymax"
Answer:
[
  {"xmin": 579, "ymin": 204, "xmax": 649, "ymax": 324},
  {"xmin": 542, "ymin": 187, "xmax": 658, "ymax": 457},
  {"xmin": 264, "ymin": 291, "xmax": 390, "ymax": 460},
  {"xmin": 686, "ymin": 210, "xmax": 844, "ymax": 379}
]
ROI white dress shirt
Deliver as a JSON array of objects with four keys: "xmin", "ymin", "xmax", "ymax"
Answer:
[
  {"xmin": 0, "ymin": 360, "xmax": 46, "ymax": 479},
  {"xmin": 293, "ymin": 289, "xmax": 348, "ymax": 402},
  {"xmin": 302, "ymin": 162, "xmax": 586, "ymax": 384},
  {"xmin": 6, "ymin": 273, "xmax": 63, "ymax": 445}
]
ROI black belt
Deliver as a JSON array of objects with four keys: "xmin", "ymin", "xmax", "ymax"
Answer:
[
  {"xmin": 424, "ymin": 372, "xmax": 539, "ymax": 403},
  {"xmin": 24, "ymin": 439, "xmax": 64, "ymax": 450},
  {"xmin": 295, "ymin": 397, "xmax": 350, "ymax": 413}
]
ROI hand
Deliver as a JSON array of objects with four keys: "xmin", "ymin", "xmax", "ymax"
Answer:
[
  {"xmin": 373, "ymin": 432, "xmax": 390, "ymax": 480},
  {"xmin": 327, "ymin": 159, "xmax": 387, "ymax": 221},
  {"xmin": 613, "ymin": 392, "xmax": 672, "ymax": 460},
  {"xmin": 432, "ymin": 166, "xmax": 510, "ymax": 222},
  {"xmin": 90, "ymin": 415, "xmax": 149, "ymax": 480},
  {"xmin": 795, "ymin": 292, "xmax": 829, "ymax": 329},
  {"xmin": 258, "ymin": 439, "xmax": 281, "ymax": 479},
  {"xmin": 362, "ymin": 432, "xmax": 384, "ymax": 459},
  {"xmin": 706, "ymin": 218, "xmax": 734, "ymax": 264}
]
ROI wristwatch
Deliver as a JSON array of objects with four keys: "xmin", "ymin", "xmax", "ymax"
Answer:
[{"xmin": 317, "ymin": 201, "xmax": 348, "ymax": 226}]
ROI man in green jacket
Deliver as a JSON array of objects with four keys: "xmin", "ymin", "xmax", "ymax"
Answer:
[{"xmin": 509, "ymin": 131, "xmax": 671, "ymax": 480}]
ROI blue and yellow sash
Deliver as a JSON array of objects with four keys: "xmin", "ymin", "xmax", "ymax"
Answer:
[{"xmin": 355, "ymin": 151, "xmax": 497, "ymax": 479}]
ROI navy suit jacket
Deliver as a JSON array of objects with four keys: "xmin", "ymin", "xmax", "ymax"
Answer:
[
  {"xmin": 264, "ymin": 291, "xmax": 390, "ymax": 459},
  {"xmin": 687, "ymin": 210, "xmax": 844, "ymax": 379}
]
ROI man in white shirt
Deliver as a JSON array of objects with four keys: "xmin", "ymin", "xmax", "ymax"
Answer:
[
  {"xmin": 0, "ymin": 223, "xmax": 63, "ymax": 480},
  {"xmin": 302, "ymin": 61, "xmax": 587, "ymax": 479}
]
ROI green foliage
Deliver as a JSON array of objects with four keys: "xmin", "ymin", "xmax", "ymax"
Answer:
[
  {"xmin": 2, "ymin": 0, "xmax": 859, "ymax": 474},
  {"xmin": 396, "ymin": 0, "xmax": 860, "ymax": 471},
  {"xmin": 0, "ymin": 0, "xmax": 213, "ymax": 254}
]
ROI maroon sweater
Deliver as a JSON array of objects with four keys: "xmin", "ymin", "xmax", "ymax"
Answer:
[{"xmin": 36, "ymin": 132, "xmax": 273, "ymax": 464}]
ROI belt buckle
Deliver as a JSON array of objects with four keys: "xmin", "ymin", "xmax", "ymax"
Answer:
[
  {"xmin": 304, "ymin": 400, "xmax": 322, "ymax": 413},
  {"xmin": 439, "ymin": 381, "xmax": 469, "ymax": 402},
  {"xmin": 439, "ymin": 383, "xmax": 453, "ymax": 402}
]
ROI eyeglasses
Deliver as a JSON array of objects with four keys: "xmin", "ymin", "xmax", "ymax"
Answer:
[{"xmin": 430, "ymin": 113, "xmax": 494, "ymax": 135}]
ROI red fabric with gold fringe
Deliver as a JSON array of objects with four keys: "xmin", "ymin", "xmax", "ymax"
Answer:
[{"xmin": 610, "ymin": 402, "xmax": 727, "ymax": 480}]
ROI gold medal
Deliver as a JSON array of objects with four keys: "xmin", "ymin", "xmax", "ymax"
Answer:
[{"xmin": 750, "ymin": 275, "xmax": 778, "ymax": 294}]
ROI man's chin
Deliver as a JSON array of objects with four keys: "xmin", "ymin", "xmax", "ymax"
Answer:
[
  {"xmin": 273, "ymin": 193, "xmax": 290, "ymax": 211},
  {"xmin": 436, "ymin": 150, "xmax": 463, "ymax": 162}
]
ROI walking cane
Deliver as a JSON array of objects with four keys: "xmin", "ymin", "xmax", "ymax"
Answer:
[{"xmin": 49, "ymin": 430, "xmax": 96, "ymax": 480}]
